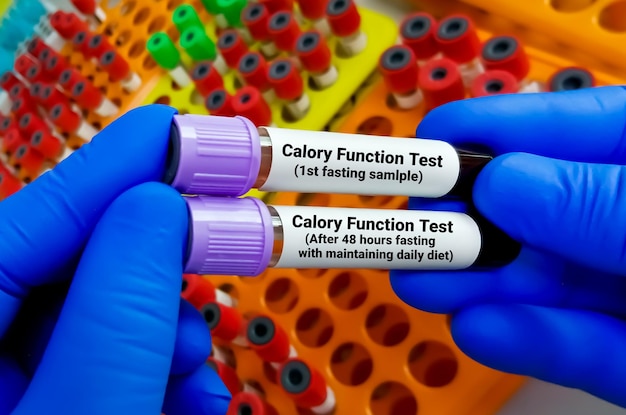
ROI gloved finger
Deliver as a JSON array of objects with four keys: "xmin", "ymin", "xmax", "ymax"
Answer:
[
  {"xmin": 416, "ymin": 86, "xmax": 626, "ymax": 163},
  {"xmin": 10, "ymin": 182, "xmax": 201, "ymax": 415},
  {"xmin": 171, "ymin": 299, "xmax": 213, "ymax": 375},
  {"xmin": 473, "ymin": 152, "xmax": 626, "ymax": 275},
  {"xmin": 163, "ymin": 364, "xmax": 231, "ymax": 415},
  {"xmin": 0, "ymin": 104, "xmax": 177, "ymax": 336},
  {"xmin": 0, "ymin": 355, "xmax": 29, "ymax": 414},
  {"xmin": 451, "ymin": 304, "xmax": 626, "ymax": 408}
]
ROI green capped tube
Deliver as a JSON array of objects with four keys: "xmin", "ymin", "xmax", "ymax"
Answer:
[
  {"xmin": 173, "ymin": 4, "xmax": 204, "ymax": 33},
  {"xmin": 216, "ymin": 0, "xmax": 248, "ymax": 27},
  {"xmin": 147, "ymin": 32, "xmax": 192, "ymax": 87},
  {"xmin": 180, "ymin": 26, "xmax": 217, "ymax": 61}
]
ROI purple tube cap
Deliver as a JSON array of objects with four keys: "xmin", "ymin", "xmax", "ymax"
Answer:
[
  {"xmin": 165, "ymin": 114, "xmax": 261, "ymax": 196},
  {"xmin": 184, "ymin": 196, "xmax": 273, "ymax": 276}
]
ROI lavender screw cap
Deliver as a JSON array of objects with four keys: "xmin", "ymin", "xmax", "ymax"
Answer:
[
  {"xmin": 165, "ymin": 114, "xmax": 261, "ymax": 196},
  {"xmin": 184, "ymin": 196, "xmax": 273, "ymax": 276}
]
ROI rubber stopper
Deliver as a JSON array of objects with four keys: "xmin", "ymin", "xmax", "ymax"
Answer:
[
  {"xmin": 268, "ymin": 11, "xmax": 302, "ymax": 52},
  {"xmin": 27, "ymin": 37, "xmax": 48, "ymax": 60},
  {"xmin": 2, "ymin": 128, "xmax": 24, "ymax": 154},
  {"xmin": 88, "ymin": 34, "xmax": 114, "ymax": 59},
  {"xmin": 205, "ymin": 88, "xmax": 235, "ymax": 116},
  {"xmin": 232, "ymin": 86, "xmax": 272, "ymax": 126},
  {"xmin": 1, "ymin": 72, "xmax": 20, "ymax": 91},
  {"xmin": 31, "ymin": 129, "xmax": 62, "ymax": 159},
  {"xmin": 181, "ymin": 274, "xmax": 217, "ymax": 309},
  {"xmin": 147, "ymin": 32, "xmax": 181, "ymax": 70},
  {"xmin": 173, "ymin": 4, "xmax": 204, "ymax": 33},
  {"xmin": 18, "ymin": 112, "xmax": 48, "ymax": 137},
  {"xmin": 242, "ymin": 3, "xmax": 271, "ymax": 41},
  {"xmin": 435, "ymin": 14, "xmax": 481, "ymax": 64},
  {"xmin": 296, "ymin": 31, "xmax": 331, "ymax": 74},
  {"xmin": 72, "ymin": 31, "xmax": 92, "ymax": 56},
  {"xmin": 268, "ymin": 58, "xmax": 302, "ymax": 100},
  {"xmin": 481, "ymin": 35, "xmax": 530, "ymax": 81},
  {"xmin": 201, "ymin": 302, "xmax": 242, "ymax": 341},
  {"xmin": 100, "ymin": 50, "xmax": 131, "ymax": 82},
  {"xmin": 72, "ymin": 80, "xmax": 103, "ymax": 110},
  {"xmin": 14, "ymin": 54, "xmax": 37, "ymax": 78},
  {"xmin": 418, "ymin": 57, "xmax": 465, "ymax": 110},
  {"xmin": 59, "ymin": 68, "xmax": 84, "ymax": 91},
  {"xmin": 45, "ymin": 55, "xmax": 68, "ymax": 80},
  {"xmin": 400, "ymin": 12, "xmax": 439, "ymax": 60},
  {"xmin": 470, "ymin": 70, "xmax": 519, "ymax": 97},
  {"xmin": 191, "ymin": 61, "xmax": 224, "ymax": 96},
  {"xmin": 247, "ymin": 315, "xmax": 290, "ymax": 362},
  {"xmin": 40, "ymin": 85, "xmax": 69, "ymax": 109},
  {"xmin": 548, "ymin": 67, "xmax": 595, "ymax": 92},
  {"xmin": 50, "ymin": 10, "xmax": 72, "ymax": 39},
  {"xmin": 279, "ymin": 359, "xmax": 327, "ymax": 408},
  {"xmin": 11, "ymin": 98, "xmax": 36, "ymax": 118},
  {"xmin": 378, "ymin": 44, "xmax": 418, "ymax": 95},
  {"xmin": 49, "ymin": 103, "xmax": 80, "ymax": 132},
  {"xmin": 218, "ymin": 30, "xmax": 249, "ymax": 68},
  {"xmin": 326, "ymin": 0, "xmax": 360, "ymax": 37},
  {"xmin": 180, "ymin": 26, "xmax": 217, "ymax": 61},
  {"xmin": 238, "ymin": 51, "xmax": 270, "ymax": 90}
]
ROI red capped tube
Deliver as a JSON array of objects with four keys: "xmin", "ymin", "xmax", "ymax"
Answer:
[
  {"xmin": 242, "ymin": 3, "xmax": 272, "ymax": 42},
  {"xmin": 9, "ymin": 84, "xmax": 29, "ymax": 101},
  {"xmin": 268, "ymin": 58, "xmax": 303, "ymax": 101},
  {"xmin": 40, "ymin": 84, "xmax": 71, "ymax": 110},
  {"xmin": 44, "ymin": 55, "xmax": 69, "ymax": 80},
  {"xmin": 379, "ymin": 45, "xmax": 421, "ymax": 109},
  {"xmin": 72, "ymin": 80, "xmax": 118, "ymax": 116},
  {"xmin": 72, "ymin": 31, "xmax": 92, "ymax": 57},
  {"xmin": 296, "ymin": 30, "xmax": 336, "ymax": 89},
  {"xmin": 207, "ymin": 358, "xmax": 241, "ymax": 395},
  {"xmin": 201, "ymin": 301, "xmax": 245, "ymax": 344},
  {"xmin": 470, "ymin": 70, "xmax": 519, "ymax": 98},
  {"xmin": 25, "ymin": 65, "xmax": 54, "ymax": 84},
  {"xmin": 48, "ymin": 103, "xmax": 97, "ymax": 141},
  {"xmin": 88, "ymin": 34, "xmax": 114, "ymax": 60},
  {"xmin": 1, "ymin": 72, "xmax": 21, "ymax": 91},
  {"xmin": 418, "ymin": 57, "xmax": 465, "ymax": 111},
  {"xmin": 58, "ymin": 68, "xmax": 83, "ymax": 91},
  {"xmin": 238, "ymin": 52, "xmax": 270, "ymax": 91},
  {"xmin": 30, "ymin": 129, "xmax": 63, "ymax": 159},
  {"xmin": 2, "ymin": 128, "xmax": 24, "ymax": 154},
  {"xmin": 205, "ymin": 89, "xmax": 235, "ymax": 116},
  {"xmin": 227, "ymin": 392, "xmax": 279, "ymax": 415},
  {"xmin": 71, "ymin": 0, "xmax": 105, "ymax": 21},
  {"xmin": 11, "ymin": 98, "xmax": 37, "ymax": 119},
  {"xmin": 246, "ymin": 315, "xmax": 293, "ymax": 364},
  {"xmin": 400, "ymin": 12, "xmax": 439, "ymax": 61},
  {"xmin": 326, "ymin": 0, "xmax": 364, "ymax": 55},
  {"xmin": 296, "ymin": 0, "xmax": 329, "ymax": 20},
  {"xmin": 548, "ymin": 67, "xmax": 595, "ymax": 92},
  {"xmin": 0, "ymin": 166, "xmax": 22, "ymax": 198},
  {"xmin": 18, "ymin": 112, "xmax": 49, "ymax": 138},
  {"xmin": 50, "ymin": 11, "xmax": 73, "ymax": 39},
  {"xmin": 191, "ymin": 62, "xmax": 224, "ymax": 97},
  {"xmin": 435, "ymin": 14, "xmax": 481, "ymax": 64},
  {"xmin": 279, "ymin": 359, "xmax": 335, "ymax": 413},
  {"xmin": 27, "ymin": 38, "xmax": 49, "ymax": 60},
  {"xmin": 14, "ymin": 54, "xmax": 38, "ymax": 79},
  {"xmin": 268, "ymin": 11, "xmax": 302, "ymax": 52},
  {"xmin": 0, "ymin": 116, "xmax": 13, "ymax": 135},
  {"xmin": 232, "ymin": 86, "xmax": 272, "ymax": 126},
  {"xmin": 481, "ymin": 35, "xmax": 530, "ymax": 82},
  {"xmin": 11, "ymin": 144, "xmax": 45, "ymax": 174},
  {"xmin": 218, "ymin": 30, "xmax": 249, "ymax": 69},
  {"xmin": 259, "ymin": 0, "xmax": 293, "ymax": 13},
  {"xmin": 100, "ymin": 50, "xmax": 141, "ymax": 92},
  {"xmin": 64, "ymin": 13, "xmax": 90, "ymax": 39},
  {"xmin": 181, "ymin": 274, "xmax": 217, "ymax": 309}
]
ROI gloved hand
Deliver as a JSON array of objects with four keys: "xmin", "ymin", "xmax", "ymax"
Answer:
[
  {"xmin": 0, "ymin": 105, "xmax": 230, "ymax": 415},
  {"xmin": 390, "ymin": 85, "xmax": 626, "ymax": 408}
]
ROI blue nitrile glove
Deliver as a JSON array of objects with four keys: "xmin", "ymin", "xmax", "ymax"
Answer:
[
  {"xmin": 0, "ymin": 105, "xmax": 231, "ymax": 415},
  {"xmin": 390, "ymin": 85, "xmax": 626, "ymax": 408}
]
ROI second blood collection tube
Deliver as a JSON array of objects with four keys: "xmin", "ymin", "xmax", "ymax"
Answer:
[
  {"xmin": 278, "ymin": 358, "xmax": 335, "ymax": 415},
  {"xmin": 165, "ymin": 114, "xmax": 489, "ymax": 198}
]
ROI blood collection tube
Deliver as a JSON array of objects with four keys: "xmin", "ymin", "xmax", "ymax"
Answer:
[
  {"xmin": 72, "ymin": 80, "xmax": 118, "ymax": 116},
  {"xmin": 400, "ymin": 12, "xmax": 439, "ymax": 63},
  {"xmin": 191, "ymin": 62, "xmax": 224, "ymax": 97},
  {"xmin": 296, "ymin": 31, "xmax": 337, "ymax": 89},
  {"xmin": 205, "ymin": 89, "xmax": 236, "ymax": 116},
  {"xmin": 58, "ymin": 67, "xmax": 83, "ymax": 92},
  {"xmin": 206, "ymin": 358, "xmax": 241, "ymax": 395},
  {"xmin": 0, "ymin": 165, "xmax": 23, "ymax": 198},
  {"xmin": 231, "ymin": 86, "xmax": 273, "ymax": 127},
  {"xmin": 39, "ymin": 84, "xmax": 71, "ymax": 110},
  {"xmin": 227, "ymin": 392, "xmax": 279, "ymax": 415},
  {"xmin": 50, "ymin": 11, "xmax": 74, "ymax": 39},
  {"xmin": 10, "ymin": 143, "xmax": 46, "ymax": 174},
  {"xmin": 18, "ymin": 112, "xmax": 49, "ymax": 139},
  {"xmin": 201, "ymin": 301, "xmax": 247, "ymax": 346},
  {"xmin": 2, "ymin": 128, "xmax": 25, "ymax": 155},
  {"xmin": 147, "ymin": 32, "xmax": 192, "ymax": 88},
  {"xmin": 71, "ymin": 0, "xmax": 106, "ymax": 23},
  {"xmin": 278, "ymin": 358, "xmax": 335, "ymax": 414},
  {"xmin": 267, "ymin": 11, "xmax": 302, "ymax": 53},
  {"xmin": 9, "ymin": 84, "xmax": 29, "ymax": 103},
  {"xmin": 378, "ymin": 44, "xmax": 421, "ymax": 110},
  {"xmin": 181, "ymin": 194, "xmax": 520, "ymax": 274},
  {"xmin": 87, "ymin": 34, "xmax": 114, "ymax": 60},
  {"xmin": 418, "ymin": 57, "xmax": 465, "ymax": 111},
  {"xmin": 548, "ymin": 67, "xmax": 595, "ymax": 92},
  {"xmin": 470, "ymin": 70, "xmax": 518, "ymax": 98},
  {"xmin": 14, "ymin": 54, "xmax": 38, "ymax": 79},
  {"xmin": 99, "ymin": 50, "xmax": 142, "ymax": 92},
  {"xmin": 48, "ymin": 102, "xmax": 97, "ymax": 140},
  {"xmin": 179, "ymin": 26, "xmax": 228, "ymax": 74},
  {"xmin": 217, "ymin": 30, "xmax": 249, "ymax": 69},
  {"xmin": 27, "ymin": 37, "xmax": 49, "ymax": 60},
  {"xmin": 72, "ymin": 31, "xmax": 92, "ymax": 57},
  {"xmin": 326, "ymin": 0, "xmax": 366, "ymax": 56},
  {"xmin": 11, "ymin": 97, "xmax": 38, "ymax": 119},
  {"xmin": 268, "ymin": 59, "xmax": 309, "ymax": 120},
  {"xmin": 435, "ymin": 14, "xmax": 483, "ymax": 86},
  {"xmin": 30, "ymin": 129, "xmax": 67, "ymax": 160},
  {"xmin": 246, "ymin": 315, "xmax": 296, "ymax": 368},
  {"xmin": 181, "ymin": 273, "xmax": 235, "ymax": 308},
  {"xmin": 241, "ymin": 3, "xmax": 277, "ymax": 58},
  {"xmin": 173, "ymin": 4, "xmax": 204, "ymax": 33},
  {"xmin": 165, "ymin": 113, "xmax": 495, "ymax": 198},
  {"xmin": 1, "ymin": 72, "xmax": 21, "ymax": 92},
  {"xmin": 296, "ymin": 0, "xmax": 330, "ymax": 34},
  {"xmin": 25, "ymin": 64, "xmax": 54, "ymax": 84},
  {"xmin": 65, "ymin": 13, "xmax": 90, "ymax": 38},
  {"xmin": 238, "ymin": 52, "xmax": 274, "ymax": 102},
  {"xmin": 44, "ymin": 54, "xmax": 69, "ymax": 80},
  {"xmin": 259, "ymin": 0, "xmax": 293, "ymax": 13}
]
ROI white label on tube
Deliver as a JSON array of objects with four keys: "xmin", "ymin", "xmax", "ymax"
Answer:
[
  {"xmin": 260, "ymin": 128, "xmax": 461, "ymax": 197},
  {"xmin": 272, "ymin": 206, "xmax": 481, "ymax": 270}
]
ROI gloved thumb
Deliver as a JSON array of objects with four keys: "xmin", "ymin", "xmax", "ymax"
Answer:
[
  {"xmin": 11, "ymin": 182, "xmax": 190, "ymax": 415},
  {"xmin": 473, "ymin": 152, "xmax": 626, "ymax": 276}
]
